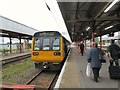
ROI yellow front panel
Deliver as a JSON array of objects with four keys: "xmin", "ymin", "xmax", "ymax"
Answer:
[
  {"xmin": 31, "ymin": 37, "xmax": 64, "ymax": 62},
  {"xmin": 32, "ymin": 51, "xmax": 63, "ymax": 62}
]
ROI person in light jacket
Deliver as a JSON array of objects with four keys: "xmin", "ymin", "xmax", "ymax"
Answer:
[{"xmin": 87, "ymin": 43, "xmax": 102, "ymax": 82}]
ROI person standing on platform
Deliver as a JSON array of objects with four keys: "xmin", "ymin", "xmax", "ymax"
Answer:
[
  {"xmin": 107, "ymin": 39, "xmax": 120, "ymax": 66},
  {"xmin": 87, "ymin": 43, "xmax": 102, "ymax": 82},
  {"xmin": 79, "ymin": 41, "xmax": 84, "ymax": 56}
]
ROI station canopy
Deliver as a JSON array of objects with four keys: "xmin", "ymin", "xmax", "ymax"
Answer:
[
  {"xmin": 57, "ymin": 0, "xmax": 120, "ymax": 42},
  {"xmin": 0, "ymin": 16, "xmax": 38, "ymax": 39}
]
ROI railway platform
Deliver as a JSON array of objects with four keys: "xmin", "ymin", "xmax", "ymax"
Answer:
[
  {"xmin": 0, "ymin": 51, "xmax": 31, "ymax": 61},
  {"xmin": 55, "ymin": 45, "xmax": 120, "ymax": 89}
]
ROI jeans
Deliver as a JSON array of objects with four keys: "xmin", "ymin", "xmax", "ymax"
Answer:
[
  {"xmin": 80, "ymin": 49, "xmax": 84, "ymax": 56},
  {"xmin": 92, "ymin": 68, "xmax": 100, "ymax": 82}
]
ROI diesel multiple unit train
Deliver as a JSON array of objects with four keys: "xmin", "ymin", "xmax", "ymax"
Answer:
[{"xmin": 31, "ymin": 31, "xmax": 70, "ymax": 70}]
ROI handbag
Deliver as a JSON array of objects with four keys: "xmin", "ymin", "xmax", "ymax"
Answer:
[
  {"xmin": 100, "ymin": 58, "xmax": 106, "ymax": 63},
  {"xmin": 98, "ymin": 50, "xmax": 106, "ymax": 63},
  {"xmin": 86, "ymin": 63, "xmax": 92, "ymax": 77}
]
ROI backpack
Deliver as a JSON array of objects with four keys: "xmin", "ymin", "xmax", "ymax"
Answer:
[{"xmin": 108, "ymin": 44, "xmax": 120, "ymax": 59}]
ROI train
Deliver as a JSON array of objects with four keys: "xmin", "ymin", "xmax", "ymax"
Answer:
[{"xmin": 31, "ymin": 31, "xmax": 70, "ymax": 70}]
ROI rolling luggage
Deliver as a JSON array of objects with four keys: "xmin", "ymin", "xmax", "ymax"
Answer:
[{"xmin": 109, "ymin": 62, "xmax": 120, "ymax": 79}]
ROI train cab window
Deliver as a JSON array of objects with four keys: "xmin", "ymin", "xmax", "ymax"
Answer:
[
  {"xmin": 52, "ymin": 38, "xmax": 60, "ymax": 50},
  {"xmin": 34, "ymin": 38, "xmax": 40, "ymax": 50},
  {"xmin": 43, "ymin": 38, "xmax": 50, "ymax": 50}
]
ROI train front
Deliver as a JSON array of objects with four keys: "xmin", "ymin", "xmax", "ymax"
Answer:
[{"xmin": 31, "ymin": 31, "xmax": 65, "ymax": 70}]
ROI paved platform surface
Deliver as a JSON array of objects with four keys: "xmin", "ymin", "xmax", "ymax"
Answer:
[{"xmin": 58, "ymin": 46, "xmax": 120, "ymax": 89}]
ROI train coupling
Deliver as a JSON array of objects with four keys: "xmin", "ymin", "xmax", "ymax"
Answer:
[{"xmin": 42, "ymin": 62, "xmax": 49, "ymax": 69}]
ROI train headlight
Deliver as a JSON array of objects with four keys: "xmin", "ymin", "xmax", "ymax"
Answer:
[
  {"xmin": 54, "ymin": 52, "xmax": 61, "ymax": 56},
  {"xmin": 33, "ymin": 52, "xmax": 39, "ymax": 56}
]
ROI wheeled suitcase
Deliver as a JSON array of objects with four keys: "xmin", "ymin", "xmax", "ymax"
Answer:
[{"xmin": 109, "ymin": 64, "xmax": 120, "ymax": 79}]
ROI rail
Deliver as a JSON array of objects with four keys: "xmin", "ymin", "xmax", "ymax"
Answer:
[
  {"xmin": 26, "ymin": 70, "xmax": 59, "ymax": 89},
  {"xmin": 1, "ymin": 53, "xmax": 31, "ymax": 65}
]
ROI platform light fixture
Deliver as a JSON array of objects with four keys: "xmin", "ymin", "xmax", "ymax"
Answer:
[
  {"xmin": 104, "ymin": 0, "xmax": 119, "ymax": 13},
  {"xmin": 86, "ymin": 27, "xmax": 90, "ymax": 31},
  {"xmin": 105, "ymin": 25, "xmax": 113, "ymax": 30}
]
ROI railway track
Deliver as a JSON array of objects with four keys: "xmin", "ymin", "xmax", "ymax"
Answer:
[
  {"xmin": 25, "ymin": 70, "xmax": 44, "ymax": 85},
  {"xmin": 26, "ymin": 70, "xmax": 59, "ymax": 89},
  {"xmin": 1, "ymin": 53, "xmax": 31, "ymax": 65}
]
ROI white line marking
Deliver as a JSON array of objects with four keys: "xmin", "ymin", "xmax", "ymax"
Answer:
[{"xmin": 54, "ymin": 50, "xmax": 71, "ymax": 89}]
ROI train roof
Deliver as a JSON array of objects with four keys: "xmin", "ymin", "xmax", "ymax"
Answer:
[
  {"xmin": 34, "ymin": 31, "xmax": 61, "ymax": 36},
  {"xmin": 34, "ymin": 31, "xmax": 70, "ymax": 42}
]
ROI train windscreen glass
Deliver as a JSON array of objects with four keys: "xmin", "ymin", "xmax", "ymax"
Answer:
[
  {"xmin": 43, "ymin": 38, "xmax": 50, "ymax": 50},
  {"xmin": 34, "ymin": 38, "xmax": 40, "ymax": 50},
  {"xmin": 52, "ymin": 37, "xmax": 60, "ymax": 50}
]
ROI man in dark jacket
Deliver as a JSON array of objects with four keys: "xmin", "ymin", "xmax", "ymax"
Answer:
[
  {"xmin": 87, "ymin": 43, "xmax": 102, "ymax": 82},
  {"xmin": 107, "ymin": 39, "xmax": 120, "ymax": 66},
  {"xmin": 80, "ymin": 41, "xmax": 84, "ymax": 56}
]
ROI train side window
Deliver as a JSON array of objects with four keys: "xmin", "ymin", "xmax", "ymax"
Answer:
[
  {"xmin": 43, "ymin": 38, "xmax": 50, "ymax": 50},
  {"xmin": 52, "ymin": 38, "xmax": 60, "ymax": 50},
  {"xmin": 34, "ymin": 38, "xmax": 40, "ymax": 50}
]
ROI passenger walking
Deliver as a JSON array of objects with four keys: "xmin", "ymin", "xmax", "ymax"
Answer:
[
  {"xmin": 87, "ymin": 43, "xmax": 102, "ymax": 82},
  {"xmin": 107, "ymin": 39, "xmax": 120, "ymax": 66},
  {"xmin": 79, "ymin": 41, "xmax": 84, "ymax": 56}
]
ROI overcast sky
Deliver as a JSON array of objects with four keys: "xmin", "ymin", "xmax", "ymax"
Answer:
[
  {"xmin": 0, "ymin": 0, "xmax": 71, "ymax": 43},
  {"xmin": 0, "ymin": 0, "xmax": 59, "ymax": 30}
]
